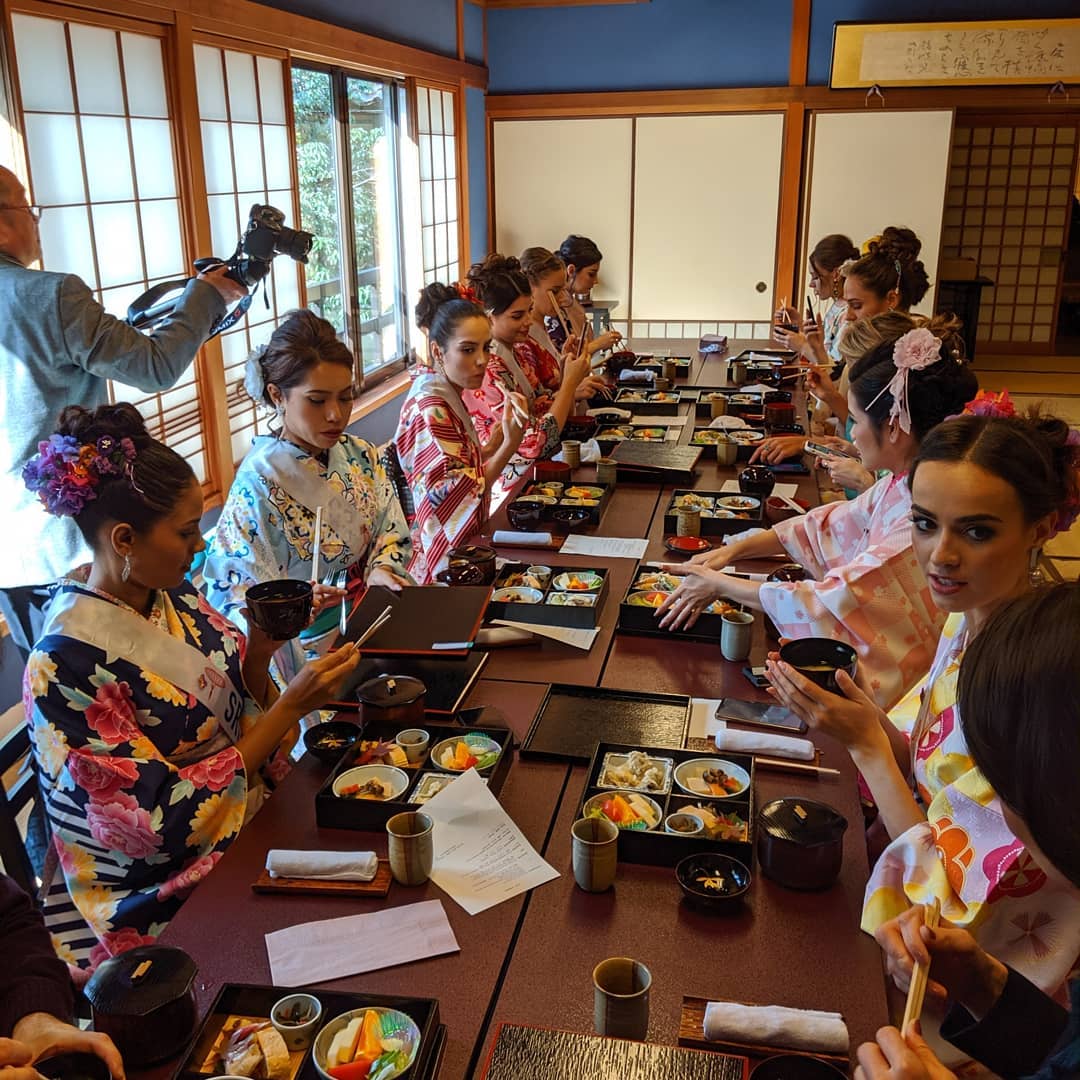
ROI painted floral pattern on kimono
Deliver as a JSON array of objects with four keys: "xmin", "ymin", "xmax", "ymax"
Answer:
[
  {"xmin": 395, "ymin": 370, "xmax": 486, "ymax": 583},
  {"xmin": 26, "ymin": 580, "xmax": 285, "ymax": 968},
  {"xmin": 760, "ymin": 473, "xmax": 945, "ymax": 710},
  {"xmin": 864, "ymin": 613, "xmax": 1080, "ymax": 997}
]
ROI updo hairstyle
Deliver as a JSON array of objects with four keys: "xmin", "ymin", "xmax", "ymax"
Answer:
[
  {"xmin": 415, "ymin": 282, "xmax": 486, "ymax": 352},
  {"xmin": 845, "ymin": 226, "xmax": 931, "ymax": 310},
  {"xmin": 467, "ymin": 254, "xmax": 530, "ymax": 315},
  {"xmin": 557, "ymin": 235, "xmax": 603, "ymax": 271}
]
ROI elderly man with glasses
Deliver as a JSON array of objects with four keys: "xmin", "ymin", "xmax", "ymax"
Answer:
[{"xmin": 0, "ymin": 165, "xmax": 247, "ymax": 657}]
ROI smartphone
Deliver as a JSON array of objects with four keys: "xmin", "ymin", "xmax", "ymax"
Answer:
[
  {"xmin": 806, "ymin": 440, "xmax": 859, "ymax": 460},
  {"xmin": 805, "ymin": 295, "xmax": 816, "ymax": 325},
  {"xmin": 773, "ymin": 321, "xmax": 799, "ymax": 334},
  {"xmin": 767, "ymin": 462, "xmax": 810, "ymax": 475},
  {"xmin": 740, "ymin": 665, "xmax": 770, "ymax": 689},
  {"xmin": 575, "ymin": 316, "xmax": 589, "ymax": 358},
  {"xmin": 719, "ymin": 694, "xmax": 808, "ymax": 734}
]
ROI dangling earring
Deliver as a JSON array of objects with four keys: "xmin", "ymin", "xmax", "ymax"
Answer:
[
  {"xmin": 1029, "ymin": 547, "xmax": 1044, "ymax": 587},
  {"xmin": 121, "ymin": 553, "xmax": 132, "ymax": 583}
]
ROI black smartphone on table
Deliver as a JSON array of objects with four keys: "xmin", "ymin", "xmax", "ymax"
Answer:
[
  {"xmin": 767, "ymin": 462, "xmax": 810, "ymax": 475},
  {"xmin": 719, "ymin": 693, "xmax": 808, "ymax": 734}
]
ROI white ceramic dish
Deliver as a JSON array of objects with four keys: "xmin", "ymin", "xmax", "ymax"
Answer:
[
  {"xmin": 673, "ymin": 757, "xmax": 751, "ymax": 799},
  {"xmin": 332, "ymin": 764, "xmax": 410, "ymax": 801}
]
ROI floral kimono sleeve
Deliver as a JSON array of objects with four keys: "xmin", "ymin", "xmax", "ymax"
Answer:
[
  {"xmin": 25, "ymin": 643, "xmax": 249, "ymax": 954},
  {"xmin": 771, "ymin": 487, "xmax": 875, "ymax": 579},
  {"xmin": 358, "ymin": 444, "xmax": 413, "ymax": 581}
]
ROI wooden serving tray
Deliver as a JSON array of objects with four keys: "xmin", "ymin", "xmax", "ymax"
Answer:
[
  {"xmin": 678, "ymin": 996, "xmax": 849, "ymax": 1068},
  {"xmin": 251, "ymin": 860, "xmax": 392, "ymax": 897}
]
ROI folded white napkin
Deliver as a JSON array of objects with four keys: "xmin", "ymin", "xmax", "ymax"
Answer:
[
  {"xmin": 712, "ymin": 720, "xmax": 815, "ymax": 762},
  {"xmin": 492, "ymin": 530, "xmax": 554, "ymax": 547},
  {"xmin": 554, "ymin": 438, "xmax": 602, "ymax": 464},
  {"xmin": 704, "ymin": 1002, "xmax": 849, "ymax": 1053},
  {"xmin": 266, "ymin": 850, "xmax": 378, "ymax": 882},
  {"xmin": 709, "ymin": 416, "xmax": 748, "ymax": 430}
]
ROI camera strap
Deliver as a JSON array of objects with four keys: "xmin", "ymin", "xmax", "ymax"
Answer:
[{"xmin": 126, "ymin": 277, "xmax": 255, "ymax": 338}]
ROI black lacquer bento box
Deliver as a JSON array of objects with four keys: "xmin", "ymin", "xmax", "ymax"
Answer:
[
  {"xmin": 575, "ymin": 742, "xmax": 756, "ymax": 868},
  {"xmin": 510, "ymin": 479, "xmax": 612, "ymax": 528},
  {"xmin": 617, "ymin": 567, "xmax": 746, "ymax": 644},
  {"xmin": 487, "ymin": 564, "xmax": 609, "ymax": 629},
  {"xmin": 174, "ymin": 984, "xmax": 445, "ymax": 1080},
  {"xmin": 612, "ymin": 388, "xmax": 686, "ymax": 415},
  {"xmin": 633, "ymin": 354, "xmax": 693, "ymax": 377},
  {"xmin": 663, "ymin": 489, "xmax": 764, "ymax": 535},
  {"xmin": 315, "ymin": 721, "xmax": 513, "ymax": 830}
]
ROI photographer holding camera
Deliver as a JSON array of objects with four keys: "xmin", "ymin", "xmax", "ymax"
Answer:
[{"xmin": 0, "ymin": 165, "xmax": 248, "ymax": 656}]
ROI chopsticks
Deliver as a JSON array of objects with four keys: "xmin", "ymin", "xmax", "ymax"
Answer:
[
  {"xmin": 337, "ymin": 569, "xmax": 349, "ymax": 636},
  {"xmin": 499, "ymin": 384, "xmax": 530, "ymax": 426},
  {"xmin": 353, "ymin": 604, "xmax": 394, "ymax": 648},
  {"xmin": 753, "ymin": 757, "xmax": 840, "ymax": 778},
  {"xmin": 311, "ymin": 505, "xmax": 323, "ymax": 583},
  {"xmin": 901, "ymin": 898, "xmax": 941, "ymax": 1034}
]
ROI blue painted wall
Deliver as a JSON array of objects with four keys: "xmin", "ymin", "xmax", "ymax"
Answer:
[
  {"xmin": 464, "ymin": 2, "xmax": 485, "ymax": 65},
  {"xmin": 466, "ymin": 87, "xmax": 488, "ymax": 265},
  {"xmin": 258, "ymin": 0, "xmax": 458, "ymax": 58},
  {"xmin": 808, "ymin": 1, "xmax": 1080, "ymax": 85},
  {"xmin": 487, "ymin": 0, "xmax": 792, "ymax": 94}
]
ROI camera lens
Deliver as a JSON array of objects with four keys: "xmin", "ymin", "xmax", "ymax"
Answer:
[{"xmin": 274, "ymin": 226, "xmax": 313, "ymax": 263}]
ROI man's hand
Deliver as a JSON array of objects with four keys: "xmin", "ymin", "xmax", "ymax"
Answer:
[
  {"xmin": 11, "ymin": 1014, "xmax": 124, "ymax": 1080},
  {"xmin": 196, "ymin": 264, "xmax": 248, "ymax": 306}
]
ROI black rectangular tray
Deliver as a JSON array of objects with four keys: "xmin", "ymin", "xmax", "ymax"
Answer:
[
  {"xmin": 521, "ymin": 684, "xmax": 690, "ymax": 763},
  {"xmin": 633, "ymin": 354, "xmax": 693, "ymax": 377},
  {"xmin": 315, "ymin": 721, "xmax": 514, "ymax": 830},
  {"xmin": 577, "ymin": 741, "xmax": 756, "ymax": 868},
  {"xmin": 618, "ymin": 570, "xmax": 746, "ymax": 644},
  {"xmin": 175, "ymin": 983, "xmax": 444, "ymax": 1080},
  {"xmin": 664, "ymin": 489, "xmax": 763, "ymax": 536},
  {"xmin": 611, "ymin": 441, "xmax": 701, "ymax": 481},
  {"xmin": 731, "ymin": 347, "xmax": 795, "ymax": 362},
  {"xmin": 328, "ymin": 651, "xmax": 488, "ymax": 715},
  {"xmin": 612, "ymin": 389, "xmax": 683, "ymax": 415},
  {"xmin": 517, "ymin": 479, "xmax": 612, "ymax": 528},
  {"xmin": 488, "ymin": 565, "xmax": 608, "ymax": 628}
]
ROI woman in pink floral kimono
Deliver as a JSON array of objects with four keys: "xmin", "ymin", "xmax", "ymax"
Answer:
[
  {"xmin": 23, "ymin": 404, "xmax": 359, "ymax": 967},
  {"xmin": 658, "ymin": 315, "xmax": 977, "ymax": 710}
]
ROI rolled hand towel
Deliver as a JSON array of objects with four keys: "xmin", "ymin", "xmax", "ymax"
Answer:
[
  {"xmin": 492, "ymin": 530, "xmax": 554, "ymax": 547},
  {"xmin": 704, "ymin": 1002, "xmax": 849, "ymax": 1054},
  {"xmin": 266, "ymin": 850, "xmax": 378, "ymax": 882},
  {"xmin": 712, "ymin": 721, "xmax": 815, "ymax": 762}
]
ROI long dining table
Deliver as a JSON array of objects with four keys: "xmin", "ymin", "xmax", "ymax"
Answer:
[{"xmin": 155, "ymin": 340, "xmax": 890, "ymax": 1079}]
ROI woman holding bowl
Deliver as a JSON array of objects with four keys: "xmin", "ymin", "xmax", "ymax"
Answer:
[
  {"xmin": 23, "ymin": 404, "xmax": 359, "ymax": 966},
  {"xmin": 767, "ymin": 397, "xmax": 1080, "ymax": 1003},
  {"xmin": 658, "ymin": 316, "xmax": 977, "ymax": 710}
]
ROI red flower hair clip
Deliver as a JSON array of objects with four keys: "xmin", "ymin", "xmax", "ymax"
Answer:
[{"xmin": 455, "ymin": 281, "xmax": 480, "ymax": 305}]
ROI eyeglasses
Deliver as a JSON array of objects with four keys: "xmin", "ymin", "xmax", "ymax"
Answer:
[{"xmin": 0, "ymin": 204, "xmax": 42, "ymax": 222}]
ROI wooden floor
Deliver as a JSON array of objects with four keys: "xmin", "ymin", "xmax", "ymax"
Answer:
[{"xmin": 972, "ymin": 352, "xmax": 1080, "ymax": 575}]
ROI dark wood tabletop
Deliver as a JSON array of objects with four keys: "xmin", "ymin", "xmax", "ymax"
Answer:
[{"xmin": 155, "ymin": 338, "xmax": 889, "ymax": 1079}]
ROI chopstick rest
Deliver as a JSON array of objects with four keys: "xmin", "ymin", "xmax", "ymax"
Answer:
[{"xmin": 901, "ymin": 899, "xmax": 942, "ymax": 1034}]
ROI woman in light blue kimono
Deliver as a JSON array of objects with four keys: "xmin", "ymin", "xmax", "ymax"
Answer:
[
  {"xmin": 202, "ymin": 311, "xmax": 411, "ymax": 679},
  {"xmin": 22, "ymin": 403, "xmax": 358, "ymax": 966}
]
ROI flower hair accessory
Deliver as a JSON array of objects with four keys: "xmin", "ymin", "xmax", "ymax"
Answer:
[
  {"xmin": 455, "ymin": 281, "xmax": 480, "ymax": 305},
  {"xmin": 22, "ymin": 433, "xmax": 137, "ymax": 518},
  {"xmin": 860, "ymin": 234, "xmax": 883, "ymax": 256},
  {"xmin": 865, "ymin": 327, "xmax": 943, "ymax": 434},
  {"xmin": 962, "ymin": 389, "xmax": 1016, "ymax": 419}
]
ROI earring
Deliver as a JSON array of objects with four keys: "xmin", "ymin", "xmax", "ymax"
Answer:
[
  {"xmin": 121, "ymin": 553, "xmax": 132, "ymax": 583},
  {"xmin": 1029, "ymin": 547, "xmax": 1044, "ymax": 587}
]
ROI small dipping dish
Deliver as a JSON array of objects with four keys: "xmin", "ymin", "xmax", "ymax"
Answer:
[
  {"xmin": 394, "ymin": 728, "xmax": 430, "ymax": 764},
  {"xmin": 676, "ymin": 852, "xmax": 751, "ymax": 913},
  {"xmin": 302, "ymin": 720, "xmax": 361, "ymax": 764},
  {"xmin": 271, "ymin": 992, "xmax": 323, "ymax": 1051},
  {"xmin": 665, "ymin": 812, "xmax": 705, "ymax": 836}
]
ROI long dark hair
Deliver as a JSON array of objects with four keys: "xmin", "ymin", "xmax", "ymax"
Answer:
[
  {"xmin": 810, "ymin": 233, "xmax": 858, "ymax": 274},
  {"xmin": 958, "ymin": 583, "xmax": 1080, "ymax": 889}
]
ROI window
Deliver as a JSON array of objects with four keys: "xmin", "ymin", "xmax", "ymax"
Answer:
[
  {"xmin": 416, "ymin": 85, "xmax": 459, "ymax": 285},
  {"xmin": 292, "ymin": 65, "xmax": 407, "ymax": 382},
  {"xmin": 9, "ymin": 13, "xmax": 209, "ymax": 478},
  {"xmin": 194, "ymin": 43, "xmax": 301, "ymax": 465}
]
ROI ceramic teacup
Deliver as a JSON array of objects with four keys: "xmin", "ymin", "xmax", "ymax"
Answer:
[
  {"xmin": 571, "ymin": 816, "xmax": 618, "ymax": 892},
  {"xmin": 386, "ymin": 811, "xmax": 434, "ymax": 886}
]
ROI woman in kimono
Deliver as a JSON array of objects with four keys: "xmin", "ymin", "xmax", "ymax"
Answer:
[
  {"xmin": 394, "ymin": 283, "xmax": 528, "ymax": 583},
  {"xmin": 202, "ymin": 310, "xmax": 410, "ymax": 675},
  {"xmin": 765, "ymin": 398, "xmax": 1080, "ymax": 1029},
  {"xmin": 658, "ymin": 316, "xmax": 978, "ymax": 710},
  {"xmin": 543, "ymin": 235, "xmax": 621, "ymax": 354},
  {"xmin": 22, "ymin": 404, "xmax": 359, "ymax": 966},
  {"xmin": 463, "ymin": 254, "xmax": 591, "ymax": 501}
]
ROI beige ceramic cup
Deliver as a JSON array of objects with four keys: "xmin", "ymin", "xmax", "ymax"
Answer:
[
  {"xmin": 715, "ymin": 435, "xmax": 739, "ymax": 467},
  {"xmin": 596, "ymin": 458, "xmax": 617, "ymax": 485},
  {"xmin": 562, "ymin": 440, "xmax": 582, "ymax": 468},
  {"xmin": 386, "ymin": 811, "xmax": 434, "ymax": 886},
  {"xmin": 571, "ymin": 816, "xmax": 618, "ymax": 892},
  {"xmin": 676, "ymin": 505, "xmax": 702, "ymax": 538},
  {"xmin": 663, "ymin": 359, "xmax": 678, "ymax": 382},
  {"xmin": 593, "ymin": 957, "xmax": 651, "ymax": 1040},
  {"xmin": 721, "ymin": 610, "xmax": 755, "ymax": 662},
  {"xmin": 731, "ymin": 361, "xmax": 748, "ymax": 386},
  {"xmin": 710, "ymin": 395, "xmax": 728, "ymax": 418},
  {"xmin": 654, "ymin": 376, "xmax": 672, "ymax": 392}
]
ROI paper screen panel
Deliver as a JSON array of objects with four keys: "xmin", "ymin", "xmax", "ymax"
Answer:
[
  {"xmin": 802, "ymin": 110, "xmax": 954, "ymax": 316},
  {"xmin": 494, "ymin": 118, "xmax": 632, "ymax": 311},
  {"xmin": 632, "ymin": 114, "xmax": 783, "ymax": 323}
]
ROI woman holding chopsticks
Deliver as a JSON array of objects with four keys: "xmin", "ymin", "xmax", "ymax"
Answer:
[
  {"xmin": 464, "ymin": 254, "xmax": 592, "ymax": 501},
  {"xmin": 202, "ymin": 310, "xmax": 412, "ymax": 682},
  {"xmin": 856, "ymin": 584, "xmax": 1080, "ymax": 1080},
  {"xmin": 543, "ymin": 235, "xmax": 622, "ymax": 354},
  {"xmin": 658, "ymin": 316, "xmax": 977, "ymax": 711},
  {"xmin": 394, "ymin": 283, "xmax": 528, "ymax": 583},
  {"xmin": 765, "ymin": 396, "xmax": 1080, "ymax": 1022}
]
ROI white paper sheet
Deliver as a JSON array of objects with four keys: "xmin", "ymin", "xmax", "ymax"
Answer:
[
  {"xmin": 492, "ymin": 619, "xmax": 600, "ymax": 652},
  {"xmin": 720, "ymin": 479, "xmax": 799, "ymax": 500},
  {"xmin": 629, "ymin": 414, "xmax": 689, "ymax": 426},
  {"xmin": 423, "ymin": 768, "xmax": 559, "ymax": 915},
  {"xmin": 560, "ymin": 535, "xmax": 649, "ymax": 559},
  {"xmin": 265, "ymin": 900, "xmax": 459, "ymax": 986}
]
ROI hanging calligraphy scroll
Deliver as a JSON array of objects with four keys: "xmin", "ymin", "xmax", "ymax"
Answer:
[{"xmin": 830, "ymin": 19, "xmax": 1080, "ymax": 89}]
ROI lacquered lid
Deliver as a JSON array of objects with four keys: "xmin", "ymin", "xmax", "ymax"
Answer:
[
  {"xmin": 447, "ymin": 544, "xmax": 496, "ymax": 564},
  {"xmin": 84, "ymin": 945, "xmax": 196, "ymax": 1017},
  {"xmin": 357, "ymin": 674, "xmax": 426, "ymax": 707},
  {"xmin": 758, "ymin": 798, "xmax": 847, "ymax": 846}
]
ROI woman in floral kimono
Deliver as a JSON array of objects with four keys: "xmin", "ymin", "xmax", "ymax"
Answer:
[
  {"xmin": 202, "ymin": 311, "xmax": 411, "ymax": 676},
  {"xmin": 765, "ymin": 397, "xmax": 1080, "ymax": 1052},
  {"xmin": 22, "ymin": 404, "xmax": 359, "ymax": 967},
  {"xmin": 543, "ymin": 235, "xmax": 622, "ymax": 354},
  {"xmin": 658, "ymin": 317, "xmax": 978, "ymax": 709},
  {"xmin": 394, "ymin": 283, "xmax": 528, "ymax": 583},
  {"xmin": 463, "ymin": 255, "xmax": 591, "ymax": 502}
]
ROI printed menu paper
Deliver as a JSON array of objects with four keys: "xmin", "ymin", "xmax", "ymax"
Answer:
[
  {"xmin": 493, "ymin": 620, "xmax": 601, "ymax": 652},
  {"xmin": 422, "ymin": 768, "xmax": 559, "ymax": 915},
  {"xmin": 265, "ymin": 900, "xmax": 459, "ymax": 986},
  {"xmin": 560, "ymin": 535, "xmax": 649, "ymax": 560}
]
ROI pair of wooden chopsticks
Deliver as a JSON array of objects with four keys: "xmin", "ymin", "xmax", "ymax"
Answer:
[
  {"xmin": 499, "ymin": 384, "xmax": 530, "ymax": 426},
  {"xmin": 354, "ymin": 604, "xmax": 393, "ymax": 648},
  {"xmin": 901, "ymin": 898, "xmax": 942, "ymax": 1034}
]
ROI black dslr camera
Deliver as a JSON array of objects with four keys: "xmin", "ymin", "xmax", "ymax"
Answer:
[{"xmin": 127, "ymin": 203, "xmax": 313, "ymax": 336}]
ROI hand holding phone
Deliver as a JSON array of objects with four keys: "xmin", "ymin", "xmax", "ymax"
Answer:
[{"xmin": 806, "ymin": 440, "xmax": 859, "ymax": 461}]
